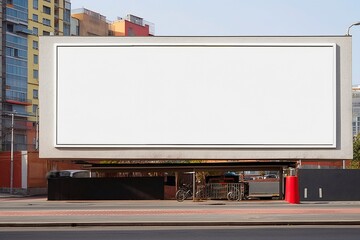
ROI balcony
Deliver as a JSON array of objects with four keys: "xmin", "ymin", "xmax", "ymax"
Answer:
[
  {"xmin": 14, "ymin": 25, "xmax": 32, "ymax": 35},
  {"xmin": 2, "ymin": 119, "xmax": 33, "ymax": 130},
  {"xmin": 5, "ymin": 96, "xmax": 32, "ymax": 106},
  {"xmin": 2, "ymin": 142, "xmax": 36, "ymax": 152}
]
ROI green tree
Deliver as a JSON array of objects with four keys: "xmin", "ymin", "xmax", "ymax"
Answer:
[{"xmin": 351, "ymin": 134, "xmax": 360, "ymax": 169}]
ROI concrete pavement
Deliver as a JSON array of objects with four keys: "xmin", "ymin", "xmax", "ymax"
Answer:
[{"xmin": 0, "ymin": 194, "xmax": 360, "ymax": 227}]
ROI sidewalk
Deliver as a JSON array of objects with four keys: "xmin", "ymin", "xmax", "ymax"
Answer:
[{"xmin": 0, "ymin": 195, "xmax": 360, "ymax": 227}]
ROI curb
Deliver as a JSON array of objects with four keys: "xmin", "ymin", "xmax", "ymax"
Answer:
[{"xmin": 1, "ymin": 221, "xmax": 360, "ymax": 227}]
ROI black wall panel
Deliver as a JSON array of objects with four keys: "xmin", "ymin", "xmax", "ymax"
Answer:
[
  {"xmin": 298, "ymin": 169, "xmax": 360, "ymax": 201},
  {"xmin": 48, "ymin": 177, "xmax": 164, "ymax": 200}
]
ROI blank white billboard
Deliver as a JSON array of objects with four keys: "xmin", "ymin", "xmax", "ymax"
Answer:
[{"xmin": 39, "ymin": 37, "xmax": 352, "ymax": 159}]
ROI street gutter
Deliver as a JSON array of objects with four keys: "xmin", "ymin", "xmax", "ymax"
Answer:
[{"xmin": 1, "ymin": 221, "xmax": 360, "ymax": 227}]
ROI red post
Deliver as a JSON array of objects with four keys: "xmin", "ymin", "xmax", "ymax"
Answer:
[{"xmin": 285, "ymin": 176, "xmax": 300, "ymax": 204}]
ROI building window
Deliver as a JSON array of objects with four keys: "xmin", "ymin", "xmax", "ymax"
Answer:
[
  {"xmin": 33, "ymin": 70, "xmax": 39, "ymax": 79},
  {"xmin": 43, "ymin": 31, "xmax": 50, "ymax": 36},
  {"xmin": 6, "ymin": 3, "xmax": 28, "ymax": 23},
  {"xmin": 32, "ymin": 14, "xmax": 38, "ymax": 22},
  {"xmin": 6, "ymin": 47, "xmax": 27, "ymax": 59},
  {"xmin": 33, "ymin": 90, "xmax": 39, "ymax": 99},
  {"xmin": 43, "ymin": 18, "xmax": 51, "ymax": 26},
  {"xmin": 34, "ymin": 54, "xmax": 38, "ymax": 64},
  {"xmin": 64, "ymin": 9, "xmax": 71, "ymax": 23},
  {"xmin": 33, "ymin": 0, "xmax": 38, "ymax": 10},
  {"xmin": 128, "ymin": 27, "xmax": 135, "ymax": 36},
  {"xmin": 33, "ymin": 40, "xmax": 39, "ymax": 50},
  {"xmin": 33, "ymin": 27, "xmax": 38, "ymax": 35},
  {"xmin": 43, "ymin": 6, "xmax": 51, "ymax": 15},
  {"xmin": 6, "ymin": 24, "xmax": 14, "ymax": 32},
  {"xmin": 63, "ymin": 23, "xmax": 70, "ymax": 36},
  {"xmin": 33, "ymin": 104, "xmax": 39, "ymax": 114},
  {"xmin": 65, "ymin": 1, "xmax": 71, "ymax": 10},
  {"xmin": 14, "ymin": 134, "xmax": 27, "ymax": 151}
]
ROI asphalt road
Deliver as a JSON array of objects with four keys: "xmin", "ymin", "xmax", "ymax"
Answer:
[{"xmin": 1, "ymin": 226, "xmax": 360, "ymax": 240}]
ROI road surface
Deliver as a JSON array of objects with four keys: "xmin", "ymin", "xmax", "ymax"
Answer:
[{"xmin": 1, "ymin": 226, "xmax": 360, "ymax": 240}]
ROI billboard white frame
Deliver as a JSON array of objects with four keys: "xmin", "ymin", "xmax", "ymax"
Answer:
[{"xmin": 39, "ymin": 36, "xmax": 352, "ymax": 159}]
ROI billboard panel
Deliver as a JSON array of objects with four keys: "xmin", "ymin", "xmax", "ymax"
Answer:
[{"xmin": 39, "ymin": 37, "xmax": 352, "ymax": 159}]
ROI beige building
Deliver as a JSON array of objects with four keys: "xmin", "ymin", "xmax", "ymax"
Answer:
[
  {"xmin": 71, "ymin": 8, "xmax": 108, "ymax": 36},
  {"xmin": 27, "ymin": 0, "xmax": 71, "ymax": 150}
]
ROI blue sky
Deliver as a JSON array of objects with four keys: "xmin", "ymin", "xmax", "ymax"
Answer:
[{"xmin": 70, "ymin": 0, "xmax": 360, "ymax": 84}]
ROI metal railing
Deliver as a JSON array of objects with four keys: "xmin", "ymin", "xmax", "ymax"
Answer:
[
  {"xmin": 195, "ymin": 183, "xmax": 249, "ymax": 201},
  {"xmin": 4, "ymin": 96, "xmax": 32, "ymax": 105}
]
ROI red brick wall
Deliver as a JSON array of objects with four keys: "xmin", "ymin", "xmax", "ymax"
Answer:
[
  {"xmin": 0, "ymin": 152, "xmax": 22, "ymax": 188},
  {"xmin": 301, "ymin": 160, "xmax": 349, "ymax": 168},
  {"xmin": 0, "ymin": 151, "xmax": 86, "ymax": 189},
  {"xmin": 27, "ymin": 152, "xmax": 48, "ymax": 188},
  {"xmin": 125, "ymin": 20, "xmax": 150, "ymax": 36}
]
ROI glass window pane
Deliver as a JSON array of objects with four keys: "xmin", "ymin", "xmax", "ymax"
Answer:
[
  {"xmin": 33, "ymin": 0, "xmax": 38, "ymax": 10},
  {"xmin": 43, "ymin": 6, "xmax": 51, "ymax": 15},
  {"xmin": 33, "ymin": 69, "xmax": 38, "ymax": 79},
  {"xmin": 34, "ymin": 54, "xmax": 38, "ymax": 64},
  {"xmin": 33, "ymin": 40, "xmax": 38, "ymax": 49},
  {"xmin": 32, "ymin": 14, "xmax": 38, "ymax": 22},
  {"xmin": 33, "ymin": 89, "xmax": 39, "ymax": 99}
]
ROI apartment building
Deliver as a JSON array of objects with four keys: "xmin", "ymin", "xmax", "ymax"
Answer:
[
  {"xmin": 1, "ymin": 0, "xmax": 30, "ymax": 151},
  {"xmin": 71, "ymin": 8, "xmax": 108, "ymax": 36},
  {"xmin": 1, "ymin": 0, "xmax": 70, "ymax": 152},
  {"xmin": 27, "ymin": 0, "xmax": 71, "ymax": 149},
  {"xmin": 109, "ymin": 14, "xmax": 154, "ymax": 36},
  {"xmin": 72, "ymin": 8, "xmax": 154, "ymax": 36},
  {"xmin": 1, "ymin": 3, "xmax": 155, "ymax": 194}
]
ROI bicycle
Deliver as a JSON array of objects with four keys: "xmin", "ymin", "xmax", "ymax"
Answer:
[
  {"xmin": 227, "ymin": 185, "xmax": 243, "ymax": 201},
  {"xmin": 227, "ymin": 183, "xmax": 247, "ymax": 201},
  {"xmin": 176, "ymin": 184, "xmax": 192, "ymax": 202},
  {"xmin": 176, "ymin": 184, "xmax": 205, "ymax": 202}
]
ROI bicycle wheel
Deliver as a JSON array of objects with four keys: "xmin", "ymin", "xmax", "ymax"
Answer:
[
  {"xmin": 227, "ymin": 188, "xmax": 240, "ymax": 201},
  {"xmin": 195, "ymin": 189, "xmax": 204, "ymax": 200},
  {"xmin": 176, "ymin": 189, "xmax": 187, "ymax": 202}
]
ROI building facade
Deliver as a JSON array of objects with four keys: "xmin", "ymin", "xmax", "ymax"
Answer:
[
  {"xmin": 353, "ymin": 85, "xmax": 360, "ymax": 136},
  {"xmin": 1, "ymin": 3, "xmax": 155, "ymax": 194},
  {"xmin": 1, "ymin": 0, "xmax": 71, "ymax": 152},
  {"xmin": 71, "ymin": 8, "xmax": 154, "ymax": 36},
  {"xmin": 1, "ymin": 0, "xmax": 30, "ymax": 151},
  {"xmin": 109, "ymin": 14, "xmax": 154, "ymax": 36},
  {"xmin": 71, "ymin": 8, "xmax": 108, "ymax": 36},
  {"xmin": 27, "ymin": 0, "xmax": 71, "ymax": 150}
]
